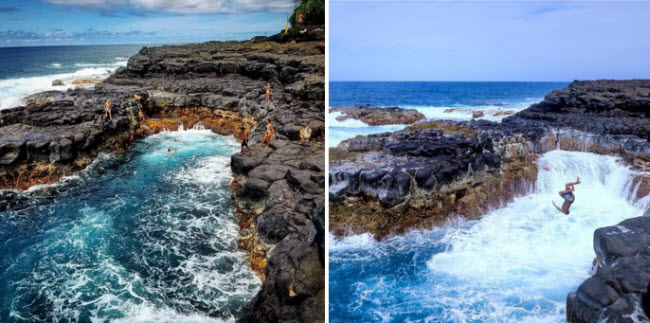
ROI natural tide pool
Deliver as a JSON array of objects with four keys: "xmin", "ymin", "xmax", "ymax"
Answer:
[{"xmin": 0, "ymin": 130, "xmax": 260, "ymax": 322}]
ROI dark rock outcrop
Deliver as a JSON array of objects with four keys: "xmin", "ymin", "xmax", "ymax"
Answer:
[
  {"xmin": 567, "ymin": 216, "xmax": 650, "ymax": 322},
  {"xmin": 329, "ymin": 120, "xmax": 548, "ymax": 238},
  {"xmin": 330, "ymin": 105, "xmax": 425, "ymax": 126},
  {"xmin": 510, "ymin": 80, "xmax": 650, "ymax": 168},
  {"xmin": 0, "ymin": 38, "xmax": 324, "ymax": 322}
]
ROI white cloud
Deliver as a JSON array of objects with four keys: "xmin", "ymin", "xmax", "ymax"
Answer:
[{"xmin": 45, "ymin": 0, "xmax": 294, "ymax": 14}]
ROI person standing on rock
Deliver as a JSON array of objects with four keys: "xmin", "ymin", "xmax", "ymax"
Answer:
[
  {"xmin": 265, "ymin": 82, "xmax": 271, "ymax": 102},
  {"xmin": 133, "ymin": 94, "xmax": 142, "ymax": 109},
  {"xmin": 239, "ymin": 127, "xmax": 253, "ymax": 156},
  {"xmin": 104, "ymin": 100, "xmax": 112, "ymax": 120},
  {"xmin": 259, "ymin": 119, "xmax": 275, "ymax": 149},
  {"xmin": 553, "ymin": 177, "xmax": 581, "ymax": 215}
]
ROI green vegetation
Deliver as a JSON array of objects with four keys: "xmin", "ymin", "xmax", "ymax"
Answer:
[{"xmin": 290, "ymin": 0, "xmax": 324, "ymax": 26}]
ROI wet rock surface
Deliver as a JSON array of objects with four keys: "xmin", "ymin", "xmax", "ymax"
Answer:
[
  {"xmin": 0, "ymin": 38, "xmax": 324, "ymax": 322},
  {"xmin": 510, "ymin": 80, "xmax": 650, "ymax": 165},
  {"xmin": 567, "ymin": 216, "xmax": 650, "ymax": 322},
  {"xmin": 330, "ymin": 105, "xmax": 426, "ymax": 125}
]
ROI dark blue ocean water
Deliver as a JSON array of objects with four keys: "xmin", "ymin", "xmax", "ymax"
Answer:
[
  {"xmin": 328, "ymin": 81, "xmax": 569, "ymax": 147},
  {"xmin": 0, "ymin": 45, "xmax": 142, "ymax": 110},
  {"xmin": 329, "ymin": 81, "xmax": 568, "ymax": 108},
  {"xmin": 0, "ymin": 130, "xmax": 260, "ymax": 322},
  {"xmin": 0, "ymin": 45, "xmax": 142, "ymax": 80}
]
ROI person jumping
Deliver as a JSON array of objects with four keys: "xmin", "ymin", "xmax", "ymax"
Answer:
[{"xmin": 553, "ymin": 176, "xmax": 581, "ymax": 215}]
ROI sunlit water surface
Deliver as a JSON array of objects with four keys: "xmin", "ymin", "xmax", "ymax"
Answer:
[{"xmin": 0, "ymin": 130, "xmax": 260, "ymax": 322}]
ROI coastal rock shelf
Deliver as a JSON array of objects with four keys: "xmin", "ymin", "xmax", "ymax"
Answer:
[
  {"xmin": 0, "ymin": 38, "xmax": 325, "ymax": 322},
  {"xmin": 330, "ymin": 105, "xmax": 426, "ymax": 125},
  {"xmin": 329, "ymin": 120, "xmax": 546, "ymax": 238}
]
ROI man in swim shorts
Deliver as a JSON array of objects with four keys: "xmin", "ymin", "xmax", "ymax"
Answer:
[
  {"xmin": 104, "ymin": 99, "xmax": 112, "ymax": 120},
  {"xmin": 553, "ymin": 176, "xmax": 581, "ymax": 215},
  {"xmin": 239, "ymin": 127, "xmax": 253, "ymax": 156}
]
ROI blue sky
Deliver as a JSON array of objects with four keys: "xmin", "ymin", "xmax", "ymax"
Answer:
[
  {"xmin": 0, "ymin": 0, "xmax": 295, "ymax": 47},
  {"xmin": 330, "ymin": 1, "xmax": 650, "ymax": 82}
]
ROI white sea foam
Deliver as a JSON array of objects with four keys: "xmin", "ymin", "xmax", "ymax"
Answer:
[
  {"xmin": 413, "ymin": 105, "xmax": 527, "ymax": 122},
  {"xmin": 0, "ymin": 59, "xmax": 127, "ymax": 110},
  {"xmin": 426, "ymin": 151, "xmax": 647, "ymax": 320},
  {"xmin": 329, "ymin": 111, "xmax": 370, "ymax": 128},
  {"xmin": 327, "ymin": 100, "xmax": 540, "ymax": 147}
]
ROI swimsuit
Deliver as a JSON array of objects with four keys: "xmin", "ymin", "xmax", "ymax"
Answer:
[
  {"xmin": 241, "ymin": 138, "xmax": 248, "ymax": 147},
  {"xmin": 561, "ymin": 192, "xmax": 575, "ymax": 204}
]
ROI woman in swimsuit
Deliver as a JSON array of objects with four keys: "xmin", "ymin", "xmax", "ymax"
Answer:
[
  {"xmin": 259, "ymin": 119, "xmax": 275, "ymax": 149},
  {"xmin": 553, "ymin": 176, "xmax": 581, "ymax": 215},
  {"xmin": 265, "ymin": 83, "xmax": 271, "ymax": 102}
]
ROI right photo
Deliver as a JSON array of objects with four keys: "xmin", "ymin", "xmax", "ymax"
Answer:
[{"xmin": 328, "ymin": 1, "xmax": 650, "ymax": 322}]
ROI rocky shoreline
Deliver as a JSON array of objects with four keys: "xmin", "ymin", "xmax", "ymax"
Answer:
[
  {"xmin": 0, "ymin": 36, "xmax": 324, "ymax": 321},
  {"xmin": 329, "ymin": 80, "xmax": 650, "ymax": 321}
]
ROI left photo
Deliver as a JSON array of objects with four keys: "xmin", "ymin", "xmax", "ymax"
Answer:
[{"xmin": 0, "ymin": 0, "xmax": 324, "ymax": 322}]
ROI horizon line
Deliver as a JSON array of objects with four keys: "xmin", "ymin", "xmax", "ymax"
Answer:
[{"xmin": 329, "ymin": 78, "xmax": 650, "ymax": 82}]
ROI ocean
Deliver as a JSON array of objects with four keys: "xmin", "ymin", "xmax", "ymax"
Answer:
[
  {"xmin": 0, "ymin": 45, "xmax": 142, "ymax": 110},
  {"xmin": 328, "ymin": 81, "xmax": 568, "ymax": 146}
]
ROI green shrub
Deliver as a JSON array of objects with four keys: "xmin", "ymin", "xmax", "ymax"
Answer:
[{"xmin": 289, "ymin": 0, "xmax": 324, "ymax": 26}]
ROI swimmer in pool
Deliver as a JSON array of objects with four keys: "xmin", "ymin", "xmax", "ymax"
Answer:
[{"xmin": 553, "ymin": 176, "xmax": 581, "ymax": 215}]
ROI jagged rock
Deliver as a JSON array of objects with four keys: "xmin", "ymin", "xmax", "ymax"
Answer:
[
  {"xmin": 329, "ymin": 119, "xmax": 542, "ymax": 238},
  {"xmin": 567, "ymin": 216, "xmax": 650, "ymax": 322},
  {"xmin": 330, "ymin": 104, "xmax": 426, "ymax": 125}
]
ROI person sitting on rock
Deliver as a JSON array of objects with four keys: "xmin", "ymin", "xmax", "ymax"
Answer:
[
  {"xmin": 553, "ymin": 177, "xmax": 581, "ymax": 215},
  {"xmin": 265, "ymin": 82, "xmax": 271, "ymax": 102},
  {"xmin": 259, "ymin": 119, "xmax": 276, "ymax": 149},
  {"xmin": 239, "ymin": 127, "xmax": 253, "ymax": 156},
  {"xmin": 104, "ymin": 100, "xmax": 112, "ymax": 120}
]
